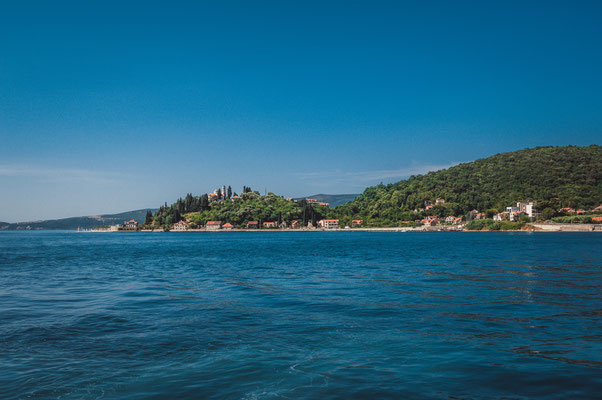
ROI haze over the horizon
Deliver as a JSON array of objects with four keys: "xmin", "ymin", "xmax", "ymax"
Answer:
[{"xmin": 1, "ymin": 1, "xmax": 601, "ymax": 222}]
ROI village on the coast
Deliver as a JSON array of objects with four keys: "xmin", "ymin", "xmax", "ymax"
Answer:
[{"xmin": 82, "ymin": 187, "xmax": 602, "ymax": 233}]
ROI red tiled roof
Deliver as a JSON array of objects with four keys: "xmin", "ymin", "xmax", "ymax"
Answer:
[
  {"xmin": 592, "ymin": 216, "xmax": 602, "ymax": 221},
  {"xmin": 206, "ymin": 221, "xmax": 221, "ymax": 225},
  {"xmin": 247, "ymin": 221, "xmax": 258, "ymax": 225},
  {"xmin": 222, "ymin": 223, "xmax": 234, "ymax": 228}
]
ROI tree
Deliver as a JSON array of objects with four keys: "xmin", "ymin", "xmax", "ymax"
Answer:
[
  {"xmin": 227, "ymin": 186, "xmax": 232, "ymax": 199},
  {"xmin": 541, "ymin": 207, "xmax": 556, "ymax": 221},
  {"xmin": 485, "ymin": 208, "xmax": 498, "ymax": 219},
  {"xmin": 332, "ymin": 145, "xmax": 602, "ymax": 226},
  {"xmin": 200, "ymin": 194, "xmax": 209, "ymax": 210},
  {"xmin": 144, "ymin": 210, "xmax": 153, "ymax": 225}
]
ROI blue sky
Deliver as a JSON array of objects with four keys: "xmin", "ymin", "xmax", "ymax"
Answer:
[{"xmin": 1, "ymin": 1, "xmax": 601, "ymax": 222}]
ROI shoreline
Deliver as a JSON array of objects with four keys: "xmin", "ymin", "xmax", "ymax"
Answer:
[{"xmin": 79, "ymin": 223, "xmax": 601, "ymax": 233}]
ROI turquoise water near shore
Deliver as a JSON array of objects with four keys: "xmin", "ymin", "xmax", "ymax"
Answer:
[{"xmin": 1, "ymin": 231, "xmax": 601, "ymax": 399}]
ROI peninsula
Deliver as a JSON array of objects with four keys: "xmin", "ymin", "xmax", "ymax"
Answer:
[{"xmin": 80, "ymin": 145, "xmax": 602, "ymax": 233}]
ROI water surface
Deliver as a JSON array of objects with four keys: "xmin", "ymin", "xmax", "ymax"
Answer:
[{"xmin": 1, "ymin": 231, "xmax": 601, "ymax": 399}]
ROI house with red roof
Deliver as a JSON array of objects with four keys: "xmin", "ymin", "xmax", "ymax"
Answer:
[
  {"xmin": 421, "ymin": 216, "xmax": 439, "ymax": 226},
  {"xmin": 592, "ymin": 216, "xmax": 602, "ymax": 222},
  {"xmin": 593, "ymin": 204, "xmax": 602, "ymax": 212},
  {"xmin": 247, "ymin": 221, "xmax": 258, "ymax": 228},
  {"xmin": 445, "ymin": 215, "xmax": 462, "ymax": 224},
  {"xmin": 122, "ymin": 220, "xmax": 139, "ymax": 230},
  {"xmin": 222, "ymin": 223, "xmax": 234, "ymax": 230},
  {"xmin": 263, "ymin": 222, "xmax": 276, "ymax": 228},
  {"xmin": 205, "ymin": 221, "xmax": 222, "ymax": 230},
  {"xmin": 352, "ymin": 219, "xmax": 363, "ymax": 227}
]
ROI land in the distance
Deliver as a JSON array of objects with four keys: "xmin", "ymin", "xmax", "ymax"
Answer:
[
  {"xmin": 0, "ymin": 209, "xmax": 158, "ymax": 231},
  {"xmin": 90, "ymin": 145, "xmax": 602, "ymax": 233},
  {"xmin": 5, "ymin": 145, "xmax": 602, "ymax": 232}
]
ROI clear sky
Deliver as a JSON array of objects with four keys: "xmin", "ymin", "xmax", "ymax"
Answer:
[{"xmin": 1, "ymin": 1, "xmax": 601, "ymax": 222}]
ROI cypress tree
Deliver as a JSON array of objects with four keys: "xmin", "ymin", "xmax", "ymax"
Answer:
[
  {"xmin": 200, "ymin": 194, "xmax": 209, "ymax": 210},
  {"xmin": 144, "ymin": 210, "xmax": 153, "ymax": 225}
]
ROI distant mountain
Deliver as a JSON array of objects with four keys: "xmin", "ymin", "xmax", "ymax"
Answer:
[
  {"xmin": 335, "ymin": 145, "xmax": 602, "ymax": 224},
  {"xmin": 295, "ymin": 194, "xmax": 360, "ymax": 207},
  {"xmin": 1, "ymin": 209, "xmax": 157, "ymax": 230}
]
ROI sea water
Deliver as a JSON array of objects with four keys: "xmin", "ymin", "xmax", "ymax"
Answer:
[{"xmin": 1, "ymin": 231, "xmax": 601, "ymax": 399}]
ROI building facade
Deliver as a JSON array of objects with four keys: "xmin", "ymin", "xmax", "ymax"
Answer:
[
  {"xmin": 318, "ymin": 219, "xmax": 339, "ymax": 229},
  {"xmin": 206, "ymin": 221, "xmax": 222, "ymax": 230}
]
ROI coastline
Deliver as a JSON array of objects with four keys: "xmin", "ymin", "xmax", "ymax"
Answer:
[{"xmin": 79, "ymin": 223, "xmax": 602, "ymax": 233}]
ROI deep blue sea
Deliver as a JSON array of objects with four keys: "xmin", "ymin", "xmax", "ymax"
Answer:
[{"xmin": 1, "ymin": 231, "xmax": 601, "ymax": 399}]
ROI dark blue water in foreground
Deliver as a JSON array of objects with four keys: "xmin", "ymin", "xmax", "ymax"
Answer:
[{"xmin": 1, "ymin": 231, "xmax": 601, "ymax": 399}]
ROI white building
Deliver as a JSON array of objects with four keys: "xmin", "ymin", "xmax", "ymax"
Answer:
[
  {"xmin": 122, "ymin": 220, "xmax": 139, "ymax": 231},
  {"xmin": 172, "ymin": 221, "xmax": 191, "ymax": 231},
  {"xmin": 318, "ymin": 219, "xmax": 339, "ymax": 229},
  {"xmin": 516, "ymin": 201, "xmax": 538, "ymax": 219},
  {"xmin": 493, "ymin": 212, "xmax": 507, "ymax": 221}
]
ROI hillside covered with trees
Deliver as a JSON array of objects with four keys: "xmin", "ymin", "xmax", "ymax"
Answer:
[
  {"xmin": 152, "ymin": 187, "xmax": 330, "ymax": 229},
  {"xmin": 334, "ymin": 145, "xmax": 602, "ymax": 226}
]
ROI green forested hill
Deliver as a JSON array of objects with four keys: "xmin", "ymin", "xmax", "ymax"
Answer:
[
  {"xmin": 0, "ymin": 209, "xmax": 157, "ymax": 230},
  {"xmin": 154, "ymin": 190, "xmax": 330, "ymax": 228},
  {"xmin": 334, "ymin": 145, "xmax": 602, "ymax": 225}
]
